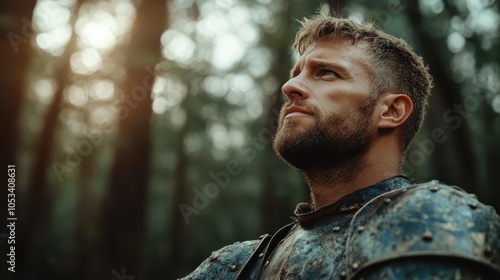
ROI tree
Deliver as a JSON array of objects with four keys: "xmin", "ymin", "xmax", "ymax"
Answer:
[
  {"xmin": 0, "ymin": 1, "xmax": 37, "ymax": 276},
  {"xmin": 14, "ymin": 2, "xmax": 82, "ymax": 279},
  {"xmin": 405, "ymin": 0, "xmax": 477, "ymax": 189},
  {"xmin": 96, "ymin": 0, "xmax": 169, "ymax": 278}
]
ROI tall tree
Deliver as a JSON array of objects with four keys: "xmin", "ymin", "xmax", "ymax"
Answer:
[
  {"xmin": 14, "ymin": 2, "xmax": 82, "ymax": 278},
  {"xmin": 0, "ymin": 0, "xmax": 37, "ymax": 275},
  {"xmin": 405, "ymin": 0, "xmax": 477, "ymax": 189},
  {"xmin": 258, "ymin": 1, "xmax": 295, "ymax": 235},
  {"xmin": 168, "ymin": 87, "xmax": 191, "ymax": 278},
  {"xmin": 74, "ymin": 115, "xmax": 96, "ymax": 280},
  {"xmin": 96, "ymin": 0, "xmax": 169, "ymax": 278}
]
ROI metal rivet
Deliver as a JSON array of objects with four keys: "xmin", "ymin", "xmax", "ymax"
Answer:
[
  {"xmin": 264, "ymin": 261, "xmax": 270, "ymax": 267},
  {"xmin": 422, "ymin": 230, "xmax": 433, "ymax": 241},
  {"xmin": 430, "ymin": 186, "xmax": 439, "ymax": 192},
  {"xmin": 230, "ymin": 265, "xmax": 237, "ymax": 271},
  {"xmin": 332, "ymin": 226, "xmax": 340, "ymax": 232},
  {"xmin": 468, "ymin": 201, "xmax": 478, "ymax": 209},
  {"xmin": 352, "ymin": 262, "xmax": 359, "ymax": 270},
  {"xmin": 258, "ymin": 253, "xmax": 264, "ymax": 258},
  {"xmin": 340, "ymin": 271, "xmax": 347, "ymax": 278},
  {"xmin": 357, "ymin": 226, "xmax": 365, "ymax": 233},
  {"xmin": 209, "ymin": 254, "xmax": 218, "ymax": 262},
  {"xmin": 384, "ymin": 198, "xmax": 391, "ymax": 204}
]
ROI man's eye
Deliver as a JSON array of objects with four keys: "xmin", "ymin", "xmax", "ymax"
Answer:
[{"xmin": 318, "ymin": 69, "xmax": 337, "ymax": 77}]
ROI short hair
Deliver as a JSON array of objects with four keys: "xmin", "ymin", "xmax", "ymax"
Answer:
[{"xmin": 293, "ymin": 14, "xmax": 433, "ymax": 152}]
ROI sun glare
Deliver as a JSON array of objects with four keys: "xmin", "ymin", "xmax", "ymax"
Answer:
[
  {"xmin": 77, "ymin": 14, "xmax": 117, "ymax": 50},
  {"xmin": 70, "ymin": 48, "xmax": 103, "ymax": 75},
  {"xmin": 33, "ymin": 0, "xmax": 72, "ymax": 55}
]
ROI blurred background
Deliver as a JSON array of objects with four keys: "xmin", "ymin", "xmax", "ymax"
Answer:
[{"xmin": 0, "ymin": 0, "xmax": 499, "ymax": 279}]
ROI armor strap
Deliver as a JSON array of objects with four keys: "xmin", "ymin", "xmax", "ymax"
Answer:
[{"xmin": 236, "ymin": 223, "xmax": 295, "ymax": 280}]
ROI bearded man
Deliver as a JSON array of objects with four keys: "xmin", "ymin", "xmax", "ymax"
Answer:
[{"xmin": 181, "ymin": 14, "xmax": 500, "ymax": 279}]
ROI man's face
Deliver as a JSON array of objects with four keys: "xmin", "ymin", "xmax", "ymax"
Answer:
[{"xmin": 273, "ymin": 38, "xmax": 377, "ymax": 171}]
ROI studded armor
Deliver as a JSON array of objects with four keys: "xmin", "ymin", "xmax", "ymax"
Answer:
[
  {"xmin": 346, "ymin": 181, "xmax": 500, "ymax": 279},
  {"xmin": 181, "ymin": 177, "xmax": 500, "ymax": 279}
]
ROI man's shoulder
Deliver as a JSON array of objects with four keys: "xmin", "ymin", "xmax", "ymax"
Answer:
[
  {"xmin": 355, "ymin": 179, "xmax": 500, "ymax": 236},
  {"xmin": 376, "ymin": 179, "xmax": 498, "ymax": 217},
  {"xmin": 345, "ymin": 180, "xmax": 500, "ymax": 278},
  {"xmin": 180, "ymin": 239, "xmax": 260, "ymax": 280}
]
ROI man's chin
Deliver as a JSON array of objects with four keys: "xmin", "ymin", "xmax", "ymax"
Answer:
[
  {"xmin": 273, "ymin": 140, "xmax": 321, "ymax": 171},
  {"xmin": 275, "ymin": 151, "xmax": 307, "ymax": 171},
  {"xmin": 280, "ymin": 118, "xmax": 315, "ymax": 132}
]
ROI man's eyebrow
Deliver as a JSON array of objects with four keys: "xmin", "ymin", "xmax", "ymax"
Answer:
[
  {"xmin": 289, "ymin": 58, "xmax": 352, "ymax": 78},
  {"xmin": 309, "ymin": 58, "xmax": 351, "ymax": 77}
]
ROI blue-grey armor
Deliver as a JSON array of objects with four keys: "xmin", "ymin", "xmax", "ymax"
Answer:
[{"xmin": 181, "ymin": 177, "xmax": 500, "ymax": 279}]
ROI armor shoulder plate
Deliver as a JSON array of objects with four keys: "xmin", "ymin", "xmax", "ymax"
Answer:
[
  {"xmin": 346, "ymin": 180, "xmax": 500, "ymax": 279},
  {"xmin": 180, "ymin": 240, "xmax": 259, "ymax": 280}
]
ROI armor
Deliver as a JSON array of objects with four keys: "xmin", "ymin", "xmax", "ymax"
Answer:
[
  {"xmin": 346, "ymin": 180, "xmax": 500, "ymax": 279},
  {"xmin": 181, "ymin": 177, "xmax": 500, "ymax": 279},
  {"xmin": 180, "ymin": 239, "xmax": 259, "ymax": 280}
]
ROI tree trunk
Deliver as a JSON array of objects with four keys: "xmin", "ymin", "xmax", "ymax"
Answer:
[
  {"xmin": 96, "ymin": 0, "xmax": 168, "ymax": 278},
  {"xmin": 259, "ymin": 2, "xmax": 299, "ymax": 235},
  {"xmin": 484, "ymin": 108, "xmax": 500, "ymax": 212},
  {"xmin": 405, "ymin": 0, "xmax": 477, "ymax": 190},
  {"xmin": 14, "ymin": 2, "xmax": 81, "ymax": 278},
  {"xmin": 74, "ymin": 130, "xmax": 96, "ymax": 280},
  {"xmin": 0, "ymin": 1, "xmax": 36, "ymax": 275},
  {"xmin": 168, "ymin": 92, "xmax": 191, "ymax": 278}
]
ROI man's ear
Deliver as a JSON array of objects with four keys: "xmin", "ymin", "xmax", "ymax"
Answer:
[{"xmin": 377, "ymin": 94, "xmax": 413, "ymax": 129}]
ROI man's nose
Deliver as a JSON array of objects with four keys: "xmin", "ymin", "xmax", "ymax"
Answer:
[{"xmin": 281, "ymin": 77, "xmax": 310, "ymax": 101}]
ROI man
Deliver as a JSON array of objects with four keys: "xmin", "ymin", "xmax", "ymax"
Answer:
[{"xmin": 182, "ymin": 14, "xmax": 500, "ymax": 279}]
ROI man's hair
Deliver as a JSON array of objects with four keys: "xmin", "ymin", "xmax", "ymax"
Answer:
[{"xmin": 293, "ymin": 14, "xmax": 433, "ymax": 153}]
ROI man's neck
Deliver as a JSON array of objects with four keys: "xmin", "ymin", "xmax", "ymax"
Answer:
[{"xmin": 303, "ymin": 144, "xmax": 402, "ymax": 209}]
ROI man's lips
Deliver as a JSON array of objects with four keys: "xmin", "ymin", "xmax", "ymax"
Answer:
[{"xmin": 284, "ymin": 105, "xmax": 313, "ymax": 118}]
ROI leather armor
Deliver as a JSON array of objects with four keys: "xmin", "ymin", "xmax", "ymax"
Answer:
[{"xmin": 181, "ymin": 177, "xmax": 500, "ymax": 279}]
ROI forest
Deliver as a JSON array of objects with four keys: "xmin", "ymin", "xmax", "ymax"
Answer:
[{"xmin": 0, "ymin": 0, "xmax": 499, "ymax": 279}]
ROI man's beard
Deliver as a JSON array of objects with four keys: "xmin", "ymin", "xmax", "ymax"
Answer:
[{"xmin": 272, "ymin": 100, "xmax": 375, "ymax": 172}]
